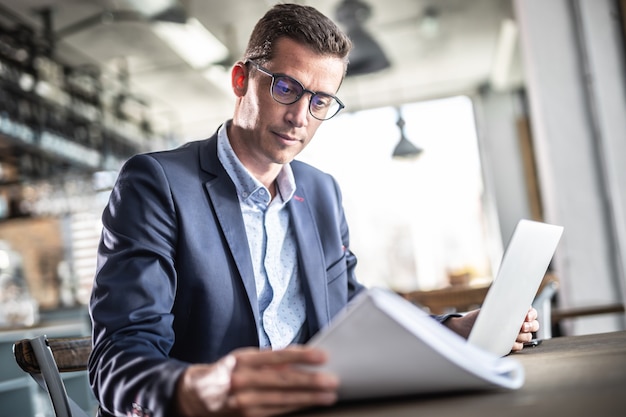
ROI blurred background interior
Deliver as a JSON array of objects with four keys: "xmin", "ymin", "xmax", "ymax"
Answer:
[{"xmin": 0, "ymin": 0, "xmax": 625, "ymax": 415}]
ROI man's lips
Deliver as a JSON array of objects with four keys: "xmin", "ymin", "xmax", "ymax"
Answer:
[{"xmin": 274, "ymin": 132, "xmax": 302, "ymax": 143}]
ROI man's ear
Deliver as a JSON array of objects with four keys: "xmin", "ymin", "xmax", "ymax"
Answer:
[{"xmin": 231, "ymin": 62, "xmax": 248, "ymax": 96}]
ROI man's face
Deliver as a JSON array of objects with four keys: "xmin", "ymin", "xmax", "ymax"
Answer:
[{"xmin": 231, "ymin": 37, "xmax": 345, "ymax": 175}]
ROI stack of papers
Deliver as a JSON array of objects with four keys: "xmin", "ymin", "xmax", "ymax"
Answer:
[{"xmin": 307, "ymin": 288, "xmax": 524, "ymax": 400}]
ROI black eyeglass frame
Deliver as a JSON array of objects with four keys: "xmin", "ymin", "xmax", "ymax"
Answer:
[{"xmin": 245, "ymin": 59, "xmax": 345, "ymax": 121}]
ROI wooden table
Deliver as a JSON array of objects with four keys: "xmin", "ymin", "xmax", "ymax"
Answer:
[{"xmin": 296, "ymin": 330, "xmax": 626, "ymax": 416}]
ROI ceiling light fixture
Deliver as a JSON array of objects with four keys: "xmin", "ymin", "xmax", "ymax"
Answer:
[
  {"xmin": 51, "ymin": 0, "xmax": 229, "ymax": 71},
  {"xmin": 152, "ymin": 17, "xmax": 229, "ymax": 69},
  {"xmin": 419, "ymin": 6, "xmax": 441, "ymax": 39},
  {"xmin": 122, "ymin": 0, "xmax": 181, "ymax": 20}
]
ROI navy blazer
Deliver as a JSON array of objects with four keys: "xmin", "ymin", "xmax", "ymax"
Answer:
[{"xmin": 89, "ymin": 129, "xmax": 364, "ymax": 417}]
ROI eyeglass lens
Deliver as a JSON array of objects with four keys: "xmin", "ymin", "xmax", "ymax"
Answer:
[{"xmin": 271, "ymin": 75, "xmax": 342, "ymax": 120}]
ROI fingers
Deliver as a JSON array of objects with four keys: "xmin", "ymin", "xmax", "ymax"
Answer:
[
  {"xmin": 522, "ymin": 307, "xmax": 540, "ymax": 334},
  {"xmin": 230, "ymin": 346, "xmax": 339, "ymax": 393},
  {"xmin": 511, "ymin": 341, "xmax": 525, "ymax": 352},
  {"xmin": 525, "ymin": 307, "xmax": 538, "ymax": 322},
  {"xmin": 231, "ymin": 363, "xmax": 338, "ymax": 389},
  {"xmin": 520, "ymin": 319, "xmax": 539, "ymax": 334},
  {"xmin": 515, "ymin": 329, "xmax": 534, "ymax": 344},
  {"xmin": 233, "ymin": 345, "xmax": 329, "ymax": 368},
  {"xmin": 512, "ymin": 328, "xmax": 536, "ymax": 351},
  {"xmin": 510, "ymin": 307, "xmax": 541, "ymax": 353}
]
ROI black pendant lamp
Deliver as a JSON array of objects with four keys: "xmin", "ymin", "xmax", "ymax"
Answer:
[
  {"xmin": 392, "ymin": 110, "xmax": 422, "ymax": 159},
  {"xmin": 335, "ymin": 0, "xmax": 391, "ymax": 77}
]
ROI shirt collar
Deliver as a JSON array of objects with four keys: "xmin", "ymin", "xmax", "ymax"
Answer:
[{"xmin": 217, "ymin": 121, "xmax": 296, "ymax": 204}]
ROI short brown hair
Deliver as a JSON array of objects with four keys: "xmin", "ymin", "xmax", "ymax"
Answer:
[{"xmin": 244, "ymin": 3, "xmax": 352, "ymax": 71}]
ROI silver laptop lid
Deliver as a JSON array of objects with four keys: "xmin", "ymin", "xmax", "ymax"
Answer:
[{"xmin": 468, "ymin": 219, "xmax": 564, "ymax": 356}]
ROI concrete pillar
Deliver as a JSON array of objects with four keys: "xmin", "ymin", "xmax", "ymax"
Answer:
[{"xmin": 513, "ymin": 0, "xmax": 626, "ymax": 334}]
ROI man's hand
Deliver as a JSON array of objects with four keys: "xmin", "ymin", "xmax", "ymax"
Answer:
[
  {"xmin": 444, "ymin": 307, "xmax": 540, "ymax": 353},
  {"xmin": 175, "ymin": 345, "xmax": 339, "ymax": 417},
  {"xmin": 511, "ymin": 307, "xmax": 539, "ymax": 352}
]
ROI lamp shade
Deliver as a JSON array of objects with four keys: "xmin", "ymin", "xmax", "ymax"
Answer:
[
  {"xmin": 335, "ymin": 0, "xmax": 391, "ymax": 77},
  {"xmin": 392, "ymin": 112, "xmax": 422, "ymax": 159},
  {"xmin": 392, "ymin": 136, "xmax": 422, "ymax": 159},
  {"xmin": 345, "ymin": 25, "xmax": 391, "ymax": 76}
]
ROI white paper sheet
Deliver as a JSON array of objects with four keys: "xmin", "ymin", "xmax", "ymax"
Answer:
[{"xmin": 307, "ymin": 288, "xmax": 524, "ymax": 400}]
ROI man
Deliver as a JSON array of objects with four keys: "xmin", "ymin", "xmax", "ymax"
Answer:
[{"xmin": 89, "ymin": 4, "xmax": 539, "ymax": 417}]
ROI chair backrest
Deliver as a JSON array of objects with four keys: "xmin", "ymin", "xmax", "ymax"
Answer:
[{"xmin": 13, "ymin": 335, "xmax": 92, "ymax": 417}]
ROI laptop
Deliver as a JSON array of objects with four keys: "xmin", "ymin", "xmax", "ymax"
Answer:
[{"xmin": 467, "ymin": 219, "xmax": 564, "ymax": 356}]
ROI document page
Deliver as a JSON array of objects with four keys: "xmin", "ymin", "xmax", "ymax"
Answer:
[{"xmin": 307, "ymin": 288, "xmax": 524, "ymax": 400}]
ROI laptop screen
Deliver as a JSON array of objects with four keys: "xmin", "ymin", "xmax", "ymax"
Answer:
[{"xmin": 468, "ymin": 219, "xmax": 564, "ymax": 356}]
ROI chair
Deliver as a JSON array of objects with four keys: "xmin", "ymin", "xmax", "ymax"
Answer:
[
  {"xmin": 13, "ymin": 335, "xmax": 93, "ymax": 417},
  {"xmin": 534, "ymin": 278, "xmax": 625, "ymax": 338}
]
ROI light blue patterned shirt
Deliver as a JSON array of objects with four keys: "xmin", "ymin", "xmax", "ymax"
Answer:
[{"xmin": 217, "ymin": 123, "xmax": 305, "ymax": 349}]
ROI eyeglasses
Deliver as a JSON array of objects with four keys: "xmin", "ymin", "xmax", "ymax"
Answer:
[{"xmin": 246, "ymin": 60, "xmax": 345, "ymax": 121}]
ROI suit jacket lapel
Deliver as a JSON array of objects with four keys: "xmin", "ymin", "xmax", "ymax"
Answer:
[
  {"xmin": 288, "ymin": 185, "xmax": 331, "ymax": 331},
  {"xmin": 199, "ymin": 137, "xmax": 260, "ymax": 323}
]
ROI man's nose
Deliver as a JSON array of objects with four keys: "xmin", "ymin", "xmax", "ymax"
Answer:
[{"xmin": 285, "ymin": 96, "xmax": 310, "ymax": 127}]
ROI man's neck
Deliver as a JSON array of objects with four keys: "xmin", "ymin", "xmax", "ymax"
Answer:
[{"xmin": 227, "ymin": 122, "xmax": 284, "ymax": 192}]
